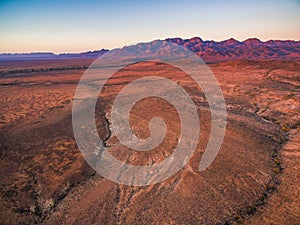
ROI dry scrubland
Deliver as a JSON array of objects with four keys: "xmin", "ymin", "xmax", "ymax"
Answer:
[{"xmin": 0, "ymin": 59, "xmax": 299, "ymax": 224}]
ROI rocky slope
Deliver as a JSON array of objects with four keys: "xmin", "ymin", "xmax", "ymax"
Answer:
[{"xmin": 166, "ymin": 37, "xmax": 300, "ymax": 62}]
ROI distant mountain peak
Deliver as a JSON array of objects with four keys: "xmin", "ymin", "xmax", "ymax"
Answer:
[
  {"xmin": 225, "ymin": 38, "xmax": 240, "ymax": 44},
  {"xmin": 165, "ymin": 37, "xmax": 184, "ymax": 45},
  {"xmin": 244, "ymin": 38, "xmax": 262, "ymax": 44},
  {"xmin": 189, "ymin": 37, "xmax": 204, "ymax": 43}
]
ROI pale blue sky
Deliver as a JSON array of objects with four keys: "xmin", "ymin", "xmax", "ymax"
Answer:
[{"xmin": 0, "ymin": 0, "xmax": 299, "ymax": 53}]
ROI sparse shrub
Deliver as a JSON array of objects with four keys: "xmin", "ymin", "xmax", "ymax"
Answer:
[
  {"xmin": 281, "ymin": 125, "xmax": 288, "ymax": 131},
  {"xmin": 246, "ymin": 205, "xmax": 257, "ymax": 215},
  {"xmin": 256, "ymin": 194, "xmax": 267, "ymax": 206},
  {"xmin": 290, "ymin": 120, "xmax": 300, "ymax": 129},
  {"xmin": 273, "ymin": 158, "xmax": 281, "ymax": 165},
  {"xmin": 232, "ymin": 213, "xmax": 243, "ymax": 223},
  {"xmin": 266, "ymin": 183, "xmax": 276, "ymax": 191},
  {"xmin": 271, "ymin": 136, "xmax": 278, "ymax": 142},
  {"xmin": 43, "ymin": 198, "xmax": 55, "ymax": 213},
  {"xmin": 273, "ymin": 167, "xmax": 281, "ymax": 174}
]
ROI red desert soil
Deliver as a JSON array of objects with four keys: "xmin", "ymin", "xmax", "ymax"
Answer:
[{"xmin": 0, "ymin": 59, "xmax": 299, "ymax": 224}]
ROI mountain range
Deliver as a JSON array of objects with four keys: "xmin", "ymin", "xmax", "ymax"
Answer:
[{"xmin": 1, "ymin": 37, "xmax": 299, "ymax": 63}]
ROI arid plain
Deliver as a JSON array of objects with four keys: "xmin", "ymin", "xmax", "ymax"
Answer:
[{"xmin": 0, "ymin": 58, "xmax": 299, "ymax": 225}]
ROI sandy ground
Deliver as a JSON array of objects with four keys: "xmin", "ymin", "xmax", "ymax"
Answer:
[{"xmin": 0, "ymin": 59, "xmax": 299, "ymax": 224}]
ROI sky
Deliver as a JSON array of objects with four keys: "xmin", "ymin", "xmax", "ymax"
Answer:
[{"xmin": 0, "ymin": 0, "xmax": 299, "ymax": 53}]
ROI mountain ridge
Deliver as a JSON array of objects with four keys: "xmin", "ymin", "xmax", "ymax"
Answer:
[{"xmin": 1, "ymin": 37, "xmax": 299, "ymax": 63}]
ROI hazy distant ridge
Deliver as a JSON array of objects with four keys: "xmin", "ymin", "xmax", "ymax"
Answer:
[{"xmin": 0, "ymin": 49, "xmax": 108, "ymax": 60}]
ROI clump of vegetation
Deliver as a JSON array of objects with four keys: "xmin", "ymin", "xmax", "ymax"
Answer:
[
  {"xmin": 272, "ymin": 154, "xmax": 283, "ymax": 174},
  {"xmin": 273, "ymin": 167, "xmax": 281, "ymax": 174},
  {"xmin": 273, "ymin": 158, "xmax": 281, "ymax": 165},
  {"xmin": 43, "ymin": 198, "xmax": 56, "ymax": 213},
  {"xmin": 281, "ymin": 124, "xmax": 289, "ymax": 131},
  {"xmin": 246, "ymin": 205, "xmax": 257, "ymax": 215},
  {"xmin": 290, "ymin": 120, "xmax": 300, "ymax": 129},
  {"xmin": 232, "ymin": 213, "xmax": 244, "ymax": 224},
  {"xmin": 255, "ymin": 193, "xmax": 267, "ymax": 207},
  {"xmin": 266, "ymin": 183, "xmax": 276, "ymax": 192}
]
